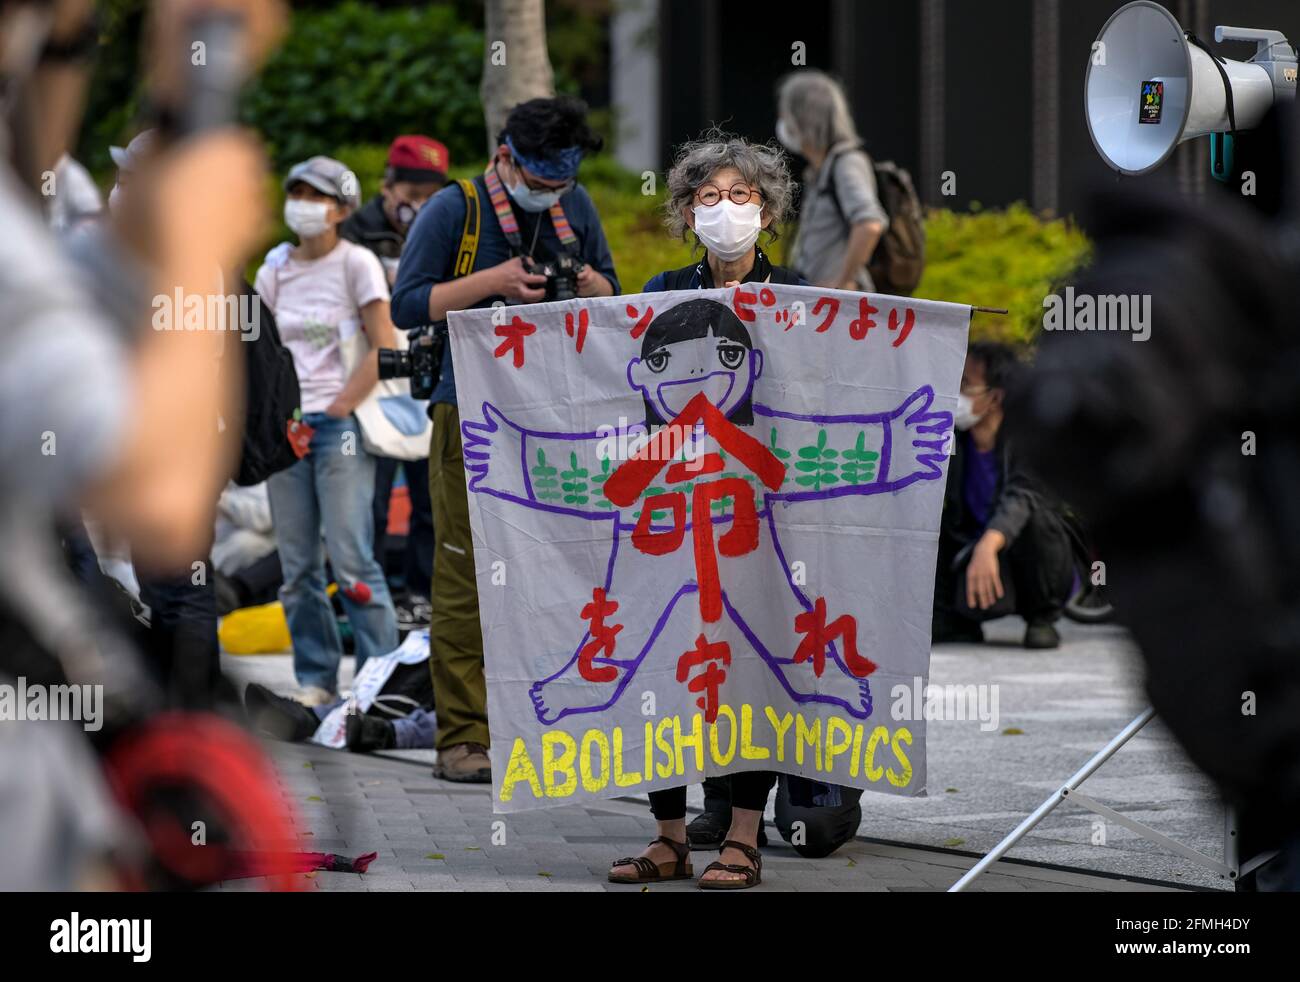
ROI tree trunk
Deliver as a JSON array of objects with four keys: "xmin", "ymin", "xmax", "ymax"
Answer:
[{"xmin": 481, "ymin": 0, "xmax": 557, "ymax": 156}]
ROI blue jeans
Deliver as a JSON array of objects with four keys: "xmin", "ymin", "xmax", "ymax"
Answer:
[{"xmin": 267, "ymin": 412, "xmax": 399, "ymax": 692}]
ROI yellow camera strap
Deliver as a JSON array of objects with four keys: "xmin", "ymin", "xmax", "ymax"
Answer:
[{"xmin": 453, "ymin": 178, "xmax": 481, "ymax": 278}]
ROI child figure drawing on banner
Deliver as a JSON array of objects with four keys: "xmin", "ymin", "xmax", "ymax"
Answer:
[{"xmin": 461, "ymin": 298, "xmax": 953, "ymax": 726}]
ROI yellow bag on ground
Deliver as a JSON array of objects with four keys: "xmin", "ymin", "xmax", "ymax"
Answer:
[{"xmin": 219, "ymin": 599, "xmax": 292, "ymax": 655}]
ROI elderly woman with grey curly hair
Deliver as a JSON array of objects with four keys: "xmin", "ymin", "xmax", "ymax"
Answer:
[
  {"xmin": 606, "ymin": 133, "xmax": 802, "ymax": 892},
  {"xmin": 641, "ymin": 130, "xmax": 804, "ymax": 293}
]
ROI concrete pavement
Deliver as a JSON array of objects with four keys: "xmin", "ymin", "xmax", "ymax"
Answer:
[{"xmin": 221, "ymin": 615, "xmax": 1227, "ymax": 892}]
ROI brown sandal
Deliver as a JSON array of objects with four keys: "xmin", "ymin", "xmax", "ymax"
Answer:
[
  {"xmin": 698, "ymin": 838, "xmax": 762, "ymax": 890},
  {"xmin": 608, "ymin": 835, "xmax": 693, "ymax": 883}
]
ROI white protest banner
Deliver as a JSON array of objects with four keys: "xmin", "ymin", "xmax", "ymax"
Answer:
[{"xmin": 448, "ymin": 284, "xmax": 970, "ymax": 812}]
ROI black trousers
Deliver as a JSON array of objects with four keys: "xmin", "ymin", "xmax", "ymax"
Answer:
[
  {"xmin": 223, "ymin": 549, "xmax": 283, "ymax": 610},
  {"xmin": 702, "ymin": 775, "xmax": 864, "ymax": 858},
  {"xmin": 934, "ymin": 506, "xmax": 1074, "ymax": 626},
  {"xmin": 136, "ymin": 566, "xmax": 224, "ymax": 710},
  {"xmin": 373, "ymin": 455, "xmax": 434, "ymax": 599},
  {"xmin": 649, "ymin": 771, "xmax": 776, "ymax": 822}
]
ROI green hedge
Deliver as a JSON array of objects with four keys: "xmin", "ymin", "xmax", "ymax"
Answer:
[
  {"xmin": 241, "ymin": 2, "xmax": 486, "ymax": 170},
  {"xmin": 917, "ymin": 203, "xmax": 1092, "ymax": 346}
]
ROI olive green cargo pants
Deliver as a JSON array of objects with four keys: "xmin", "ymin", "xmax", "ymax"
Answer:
[{"xmin": 428, "ymin": 402, "xmax": 489, "ymax": 749}]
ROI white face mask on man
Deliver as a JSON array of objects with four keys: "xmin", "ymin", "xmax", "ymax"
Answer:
[
  {"xmin": 508, "ymin": 181, "xmax": 563, "ymax": 213},
  {"xmin": 954, "ymin": 393, "xmax": 984, "ymax": 431},
  {"xmin": 692, "ymin": 199, "xmax": 763, "ymax": 262},
  {"xmin": 284, "ymin": 199, "xmax": 333, "ymax": 238}
]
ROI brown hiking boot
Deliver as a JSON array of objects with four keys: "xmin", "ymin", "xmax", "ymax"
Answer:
[{"xmin": 432, "ymin": 742, "xmax": 491, "ymax": 783}]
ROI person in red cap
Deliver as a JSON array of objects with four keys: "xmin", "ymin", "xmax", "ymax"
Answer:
[
  {"xmin": 340, "ymin": 136, "xmax": 449, "ymax": 640},
  {"xmin": 342, "ymin": 135, "xmax": 450, "ymax": 285}
]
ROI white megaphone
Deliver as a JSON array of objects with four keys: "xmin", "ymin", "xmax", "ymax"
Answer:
[{"xmin": 1085, "ymin": 0, "xmax": 1297, "ymax": 176}]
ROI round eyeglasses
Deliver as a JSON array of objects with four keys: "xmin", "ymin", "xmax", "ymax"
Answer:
[{"xmin": 695, "ymin": 182, "xmax": 762, "ymax": 206}]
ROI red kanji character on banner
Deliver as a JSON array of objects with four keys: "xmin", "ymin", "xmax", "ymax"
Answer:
[
  {"xmin": 625, "ymin": 303, "xmax": 654, "ymax": 339},
  {"xmin": 888, "ymin": 307, "xmax": 915, "ymax": 347},
  {"xmin": 577, "ymin": 587, "xmax": 622, "ymax": 682},
  {"xmin": 848, "ymin": 296, "xmax": 879, "ymax": 340},
  {"xmin": 605, "ymin": 393, "xmax": 785, "ymax": 623},
  {"xmin": 677, "ymin": 634, "xmax": 731, "ymax": 723},
  {"xmin": 565, "ymin": 308, "xmax": 589, "ymax": 354},
  {"xmin": 811, "ymin": 295, "xmax": 840, "ymax": 333},
  {"xmin": 732, "ymin": 286, "xmax": 758, "ymax": 322},
  {"xmin": 794, "ymin": 596, "xmax": 877, "ymax": 678},
  {"xmin": 493, "ymin": 315, "xmax": 536, "ymax": 368}
]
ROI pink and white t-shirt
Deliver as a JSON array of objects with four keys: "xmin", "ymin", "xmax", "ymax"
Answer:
[{"xmin": 255, "ymin": 239, "xmax": 389, "ymax": 413}]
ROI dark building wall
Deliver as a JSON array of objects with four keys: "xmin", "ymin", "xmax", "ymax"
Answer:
[
  {"xmin": 846, "ymin": 1, "xmax": 921, "ymax": 186},
  {"xmin": 656, "ymin": 0, "xmax": 1300, "ymax": 219},
  {"xmin": 941, "ymin": 0, "xmax": 1034, "ymax": 211},
  {"xmin": 660, "ymin": 0, "xmax": 833, "ymax": 149}
]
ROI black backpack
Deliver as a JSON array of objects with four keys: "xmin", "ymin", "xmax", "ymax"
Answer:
[
  {"xmin": 824, "ymin": 148, "xmax": 926, "ymax": 296},
  {"xmin": 234, "ymin": 281, "xmax": 301, "ymax": 486}
]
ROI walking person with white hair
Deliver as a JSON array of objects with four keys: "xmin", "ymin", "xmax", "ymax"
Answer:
[{"xmin": 777, "ymin": 70, "xmax": 889, "ymax": 292}]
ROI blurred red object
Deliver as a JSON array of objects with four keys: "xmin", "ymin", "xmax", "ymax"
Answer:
[{"xmin": 103, "ymin": 712, "xmax": 301, "ymax": 890}]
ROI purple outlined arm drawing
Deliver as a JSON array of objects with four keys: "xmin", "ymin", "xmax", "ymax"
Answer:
[
  {"xmin": 755, "ymin": 384, "xmax": 953, "ymax": 503},
  {"xmin": 461, "ymin": 402, "xmax": 620, "ymax": 521}
]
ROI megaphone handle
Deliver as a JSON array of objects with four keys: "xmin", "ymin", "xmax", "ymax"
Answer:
[{"xmin": 1210, "ymin": 133, "xmax": 1235, "ymax": 182}]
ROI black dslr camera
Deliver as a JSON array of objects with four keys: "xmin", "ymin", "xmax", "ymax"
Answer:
[
  {"xmin": 525, "ymin": 254, "xmax": 585, "ymax": 302},
  {"xmin": 377, "ymin": 324, "xmax": 446, "ymax": 400}
]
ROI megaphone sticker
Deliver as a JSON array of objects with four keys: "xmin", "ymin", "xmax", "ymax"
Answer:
[{"xmin": 1139, "ymin": 81, "xmax": 1164, "ymax": 124}]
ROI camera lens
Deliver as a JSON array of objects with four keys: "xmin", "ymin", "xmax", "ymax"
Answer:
[{"xmin": 377, "ymin": 348, "xmax": 412, "ymax": 380}]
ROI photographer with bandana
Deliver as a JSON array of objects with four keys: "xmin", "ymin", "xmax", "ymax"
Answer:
[{"xmin": 391, "ymin": 96, "xmax": 618, "ymax": 782}]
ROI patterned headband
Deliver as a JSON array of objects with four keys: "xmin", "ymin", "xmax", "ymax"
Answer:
[{"xmin": 505, "ymin": 136, "xmax": 583, "ymax": 181}]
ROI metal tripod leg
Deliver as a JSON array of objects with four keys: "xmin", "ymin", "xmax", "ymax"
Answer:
[
  {"xmin": 950, "ymin": 707, "xmax": 1278, "ymax": 890},
  {"xmin": 949, "ymin": 708, "xmax": 1154, "ymax": 891}
]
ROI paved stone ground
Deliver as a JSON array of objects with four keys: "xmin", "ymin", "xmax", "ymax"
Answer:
[
  {"xmin": 217, "ymin": 740, "xmax": 1186, "ymax": 893},
  {"xmin": 222, "ymin": 616, "xmax": 1231, "ymax": 892}
]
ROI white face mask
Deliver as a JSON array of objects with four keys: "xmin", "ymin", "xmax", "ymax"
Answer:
[
  {"xmin": 284, "ymin": 199, "xmax": 332, "ymax": 238},
  {"xmin": 508, "ymin": 180, "xmax": 563, "ymax": 213},
  {"xmin": 954, "ymin": 393, "xmax": 984, "ymax": 431},
  {"xmin": 776, "ymin": 118, "xmax": 801, "ymax": 154},
  {"xmin": 692, "ymin": 200, "xmax": 763, "ymax": 262}
]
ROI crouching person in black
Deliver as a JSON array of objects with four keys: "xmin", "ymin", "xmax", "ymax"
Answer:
[
  {"xmin": 688, "ymin": 775, "xmax": 864, "ymax": 858},
  {"xmin": 932, "ymin": 342, "xmax": 1074, "ymax": 649}
]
